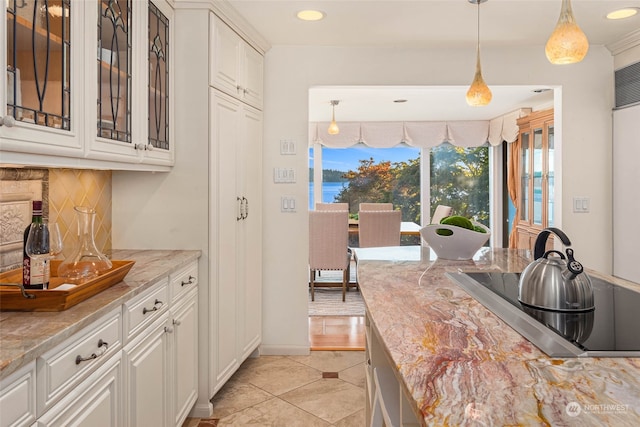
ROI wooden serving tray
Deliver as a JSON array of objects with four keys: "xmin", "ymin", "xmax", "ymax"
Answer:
[{"xmin": 0, "ymin": 260, "xmax": 135, "ymax": 312}]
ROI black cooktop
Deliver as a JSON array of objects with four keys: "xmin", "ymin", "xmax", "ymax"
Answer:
[{"xmin": 450, "ymin": 272, "xmax": 640, "ymax": 357}]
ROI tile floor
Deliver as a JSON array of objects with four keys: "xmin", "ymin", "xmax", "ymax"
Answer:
[{"xmin": 183, "ymin": 350, "xmax": 366, "ymax": 426}]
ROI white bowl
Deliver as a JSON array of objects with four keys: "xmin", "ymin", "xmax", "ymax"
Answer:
[{"xmin": 420, "ymin": 222, "xmax": 490, "ymax": 260}]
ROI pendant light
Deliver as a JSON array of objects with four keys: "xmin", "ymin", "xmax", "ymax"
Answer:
[
  {"xmin": 545, "ymin": 0, "xmax": 589, "ymax": 64},
  {"xmin": 466, "ymin": 0, "xmax": 492, "ymax": 107},
  {"xmin": 328, "ymin": 100, "xmax": 340, "ymax": 135}
]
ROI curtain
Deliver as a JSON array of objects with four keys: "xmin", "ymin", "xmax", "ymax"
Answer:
[
  {"xmin": 507, "ymin": 137, "xmax": 521, "ymax": 248},
  {"xmin": 310, "ymin": 109, "xmax": 531, "ymax": 149}
]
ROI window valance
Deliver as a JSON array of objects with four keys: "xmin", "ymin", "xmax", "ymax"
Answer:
[{"xmin": 310, "ymin": 108, "xmax": 531, "ymax": 148}]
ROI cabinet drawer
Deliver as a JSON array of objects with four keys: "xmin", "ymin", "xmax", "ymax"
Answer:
[
  {"xmin": 123, "ymin": 279, "xmax": 169, "ymax": 342},
  {"xmin": 169, "ymin": 261, "xmax": 198, "ymax": 303},
  {"xmin": 36, "ymin": 309, "xmax": 122, "ymax": 416},
  {"xmin": 0, "ymin": 361, "xmax": 36, "ymax": 427},
  {"xmin": 35, "ymin": 353, "xmax": 122, "ymax": 427}
]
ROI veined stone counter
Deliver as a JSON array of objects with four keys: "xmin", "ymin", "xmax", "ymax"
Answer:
[
  {"xmin": 356, "ymin": 246, "xmax": 640, "ymax": 426},
  {"xmin": 0, "ymin": 249, "xmax": 201, "ymax": 380}
]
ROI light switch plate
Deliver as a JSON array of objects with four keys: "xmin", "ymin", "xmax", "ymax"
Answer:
[{"xmin": 280, "ymin": 139, "xmax": 296, "ymax": 155}]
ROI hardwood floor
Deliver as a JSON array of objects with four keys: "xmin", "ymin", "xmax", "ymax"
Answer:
[{"xmin": 309, "ymin": 315, "xmax": 365, "ymax": 350}]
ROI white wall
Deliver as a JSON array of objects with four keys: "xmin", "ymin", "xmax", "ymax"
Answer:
[{"xmin": 261, "ymin": 44, "xmax": 615, "ymax": 352}]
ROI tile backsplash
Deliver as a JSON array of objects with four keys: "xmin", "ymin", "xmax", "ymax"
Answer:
[{"xmin": 0, "ymin": 168, "xmax": 112, "ymax": 272}]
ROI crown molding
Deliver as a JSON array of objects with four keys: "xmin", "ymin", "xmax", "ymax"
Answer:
[
  {"xmin": 606, "ymin": 28, "xmax": 640, "ymax": 56},
  {"xmin": 173, "ymin": 0, "xmax": 271, "ymax": 54}
]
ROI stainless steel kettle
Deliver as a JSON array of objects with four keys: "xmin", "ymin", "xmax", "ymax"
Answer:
[{"xmin": 518, "ymin": 228, "xmax": 594, "ymax": 311}]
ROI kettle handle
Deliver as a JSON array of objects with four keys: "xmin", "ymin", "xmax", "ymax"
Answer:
[{"xmin": 534, "ymin": 227, "xmax": 572, "ymax": 259}]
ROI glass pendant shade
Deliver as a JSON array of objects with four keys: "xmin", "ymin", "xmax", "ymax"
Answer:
[
  {"xmin": 545, "ymin": 0, "xmax": 589, "ymax": 64},
  {"xmin": 466, "ymin": 0, "xmax": 491, "ymax": 107},
  {"xmin": 327, "ymin": 101, "xmax": 340, "ymax": 135},
  {"xmin": 466, "ymin": 52, "xmax": 492, "ymax": 106}
]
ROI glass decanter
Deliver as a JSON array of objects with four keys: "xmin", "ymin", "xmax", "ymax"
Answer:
[{"xmin": 58, "ymin": 206, "xmax": 112, "ymax": 282}]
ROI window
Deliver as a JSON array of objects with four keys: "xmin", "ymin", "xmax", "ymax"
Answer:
[{"xmin": 310, "ymin": 142, "xmax": 491, "ymax": 230}]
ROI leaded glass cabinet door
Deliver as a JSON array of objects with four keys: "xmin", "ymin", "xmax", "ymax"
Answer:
[
  {"xmin": 97, "ymin": 0, "xmax": 131, "ymax": 143},
  {"xmin": 144, "ymin": 0, "xmax": 173, "ymax": 164},
  {"xmin": 3, "ymin": 0, "xmax": 83, "ymax": 151}
]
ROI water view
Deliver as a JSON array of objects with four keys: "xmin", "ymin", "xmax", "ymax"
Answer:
[{"xmin": 309, "ymin": 181, "xmax": 347, "ymax": 209}]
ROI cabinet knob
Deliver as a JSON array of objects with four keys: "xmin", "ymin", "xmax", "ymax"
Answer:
[
  {"xmin": 0, "ymin": 115, "xmax": 16, "ymax": 127},
  {"xmin": 173, "ymin": 319, "xmax": 181, "ymax": 326},
  {"xmin": 164, "ymin": 325, "xmax": 174, "ymax": 333}
]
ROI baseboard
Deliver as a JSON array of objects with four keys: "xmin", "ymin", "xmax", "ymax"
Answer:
[
  {"xmin": 189, "ymin": 401, "xmax": 213, "ymax": 418},
  {"xmin": 259, "ymin": 344, "xmax": 310, "ymax": 356}
]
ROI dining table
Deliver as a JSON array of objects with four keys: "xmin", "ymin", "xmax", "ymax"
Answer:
[{"xmin": 348, "ymin": 220, "xmax": 421, "ymax": 237}]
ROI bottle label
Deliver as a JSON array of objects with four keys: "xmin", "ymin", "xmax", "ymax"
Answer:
[{"xmin": 25, "ymin": 258, "xmax": 49, "ymax": 290}]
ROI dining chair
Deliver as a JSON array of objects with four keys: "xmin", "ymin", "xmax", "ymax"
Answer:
[
  {"xmin": 358, "ymin": 210, "xmax": 402, "ymax": 248},
  {"xmin": 309, "ymin": 210, "xmax": 351, "ymax": 301},
  {"xmin": 359, "ymin": 203, "xmax": 393, "ymax": 211},
  {"xmin": 430, "ymin": 205, "xmax": 453, "ymax": 224},
  {"xmin": 316, "ymin": 202, "xmax": 349, "ymax": 211}
]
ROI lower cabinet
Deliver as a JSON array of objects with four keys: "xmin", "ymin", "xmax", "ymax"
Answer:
[
  {"xmin": 0, "ymin": 259, "xmax": 200, "ymax": 427},
  {"xmin": 0, "ymin": 361, "xmax": 36, "ymax": 427},
  {"xmin": 170, "ymin": 288, "xmax": 199, "ymax": 426},
  {"xmin": 123, "ymin": 313, "xmax": 171, "ymax": 427},
  {"xmin": 365, "ymin": 312, "xmax": 421, "ymax": 427},
  {"xmin": 34, "ymin": 354, "xmax": 122, "ymax": 427}
]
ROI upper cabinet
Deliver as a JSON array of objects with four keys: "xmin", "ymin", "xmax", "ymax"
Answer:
[
  {"xmin": 209, "ymin": 14, "xmax": 263, "ymax": 109},
  {"xmin": 1, "ymin": 0, "xmax": 174, "ymax": 170}
]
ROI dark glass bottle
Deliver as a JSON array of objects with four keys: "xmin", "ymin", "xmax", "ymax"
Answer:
[{"xmin": 23, "ymin": 200, "xmax": 50, "ymax": 289}]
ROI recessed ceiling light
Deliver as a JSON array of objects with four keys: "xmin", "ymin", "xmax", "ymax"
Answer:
[
  {"xmin": 607, "ymin": 8, "xmax": 638, "ymax": 20},
  {"xmin": 296, "ymin": 10, "xmax": 325, "ymax": 21}
]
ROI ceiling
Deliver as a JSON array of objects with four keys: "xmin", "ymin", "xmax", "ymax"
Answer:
[{"xmin": 227, "ymin": 0, "xmax": 640, "ymax": 121}]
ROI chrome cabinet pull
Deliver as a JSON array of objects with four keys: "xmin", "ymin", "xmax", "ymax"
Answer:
[
  {"xmin": 142, "ymin": 299, "xmax": 163, "ymax": 315},
  {"xmin": 75, "ymin": 339, "xmax": 108, "ymax": 365},
  {"xmin": 237, "ymin": 196, "xmax": 243, "ymax": 221},
  {"xmin": 243, "ymin": 197, "xmax": 249, "ymax": 219},
  {"xmin": 181, "ymin": 275, "xmax": 196, "ymax": 287}
]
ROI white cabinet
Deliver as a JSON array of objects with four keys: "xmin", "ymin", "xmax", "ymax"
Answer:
[
  {"xmin": 366, "ymin": 312, "xmax": 421, "ymax": 427},
  {"xmin": 123, "ymin": 314, "xmax": 171, "ymax": 427},
  {"xmin": 122, "ymin": 262, "xmax": 199, "ymax": 427},
  {"xmin": 209, "ymin": 14, "xmax": 263, "ymax": 109},
  {"xmin": 34, "ymin": 354, "xmax": 122, "ymax": 427},
  {"xmin": 170, "ymin": 288, "xmax": 198, "ymax": 426},
  {"xmin": 210, "ymin": 89, "xmax": 262, "ymax": 392},
  {"xmin": 613, "ymin": 104, "xmax": 640, "ymax": 284},
  {"xmin": 1, "ymin": 0, "xmax": 174, "ymax": 170},
  {"xmin": 36, "ymin": 309, "xmax": 122, "ymax": 416},
  {"xmin": 0, "ymin": 361, "xmax": 36, "ymax": 427},
  {"xmin": 168, "ymin": 261, "xmax": 199, "ymax": 427}
]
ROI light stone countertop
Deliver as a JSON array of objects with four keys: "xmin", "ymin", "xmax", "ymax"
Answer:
[
  {"xmin": 356, "ymin": 246, "xmax": 640, "ymax": 426},
  {"xmin": 0, "ymin": 249, "xmax": 201, "ymax": 380}
]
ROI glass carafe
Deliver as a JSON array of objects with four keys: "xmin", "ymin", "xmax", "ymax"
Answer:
[{"xmin": 58, "ymin": 206, "xmax": 112, "ymax": 282}]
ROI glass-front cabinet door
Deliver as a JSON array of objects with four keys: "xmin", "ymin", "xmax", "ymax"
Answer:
[
  {"xmin": 144, "ymin": 0, "xmax": 172, "ymax": 163},
  {"xmin": 514, "ymin": 109, "xmax": 554, "ymax": 252},
  {"xmin": 97, "ymin": 0, "xmax": 132, "ymax": 144},
  {"xmin": 87, "ymin": 0, "xmax": 173, "ymax": 165},
  {"xmin": 2, "ymin": 0, "xmax": 173, "ymax": 168},
  {"xmin": 2, "ymin": 0, "xmax": 83, "ymax": 154}
]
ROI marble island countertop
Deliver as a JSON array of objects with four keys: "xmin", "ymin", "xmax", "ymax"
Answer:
[
  {"xmin": 356, "ymin": 246, "xmax": 640, "ymax": 426},
  {"xmin": 0, "ymin": 249, "xmax": 201, "ymax": 380}
]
